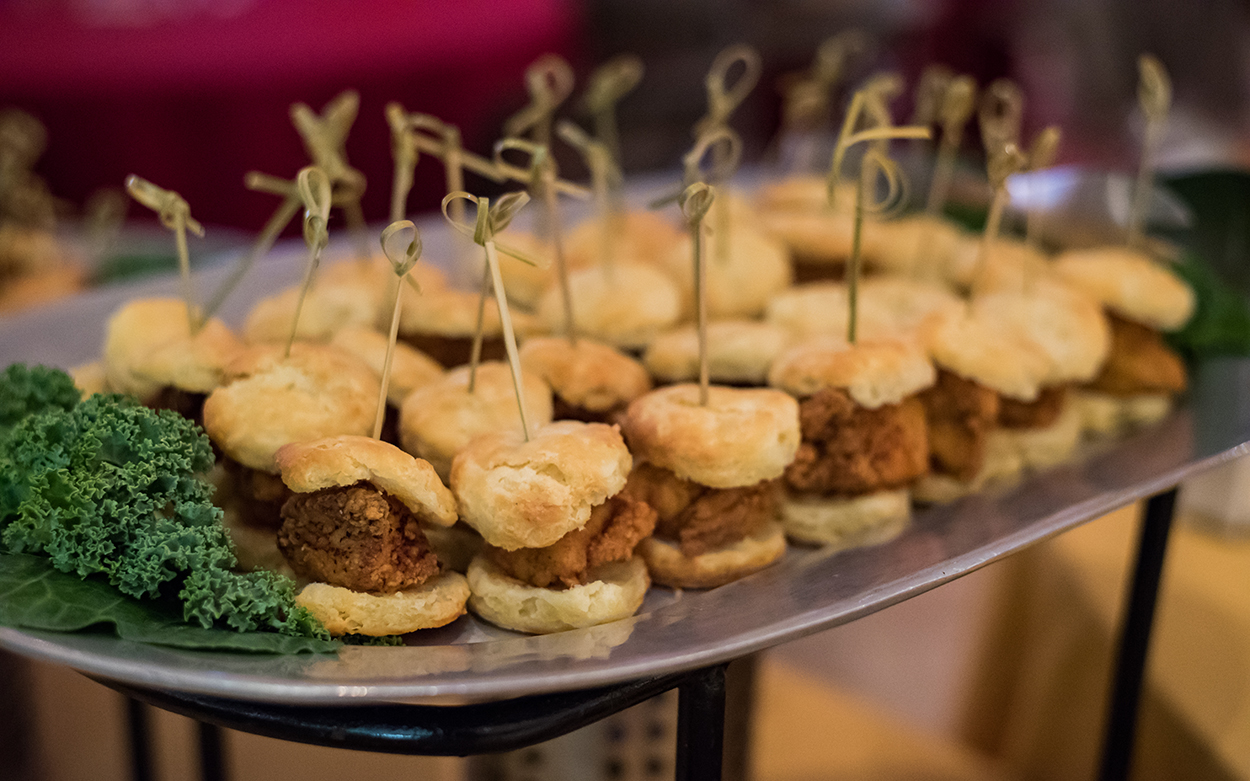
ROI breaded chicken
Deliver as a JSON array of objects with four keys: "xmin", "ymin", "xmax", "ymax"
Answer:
[
  {"xmin": 485, "ymin": 488, "xmax": 657, "ymax": 588},
  {"xmin": 278, "ymin": 482, "xmax": 440, "ymax": 593},
  {"xmin": 628, "ymin": 463, "xmax": 780, "ymax": 557},
  {"xmin": 920, "ymin": 369, "xmax": 1000, "ymax": 481},
  {"xmin": 1087, "ymin": 314, "xmax": 1187, "ymax": 397},
  {"xmin": 784, "ymin": 387, "xmax": 929, "ymax": 495},
  {"xmin": 998, "ymin": 384, "xmax": 1067, "ymax": 429}
]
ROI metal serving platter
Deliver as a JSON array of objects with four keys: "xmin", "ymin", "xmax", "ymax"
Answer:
[{"xmin": 1, "ymin": 208, "xmax": 1248, "ymax": 706}]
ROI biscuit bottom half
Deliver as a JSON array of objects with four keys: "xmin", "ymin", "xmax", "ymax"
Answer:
[
  {"xmin": 639, "ymin": 521, "xmax": 787, "ymax": 589},
  {"xmin": 296, "ymin": 572, "xmax": 471, "ymax": 637},
  {"xmin": 1072, "ymin": 390, "xmax": 1171, "ymax": 437},
  {"xmin": 466, "ymin": 555, "xmax": 649, "ymax": 634},
  {"xmin": 780, "ymin": 489, "xmax": 911, "ymax": 550}
]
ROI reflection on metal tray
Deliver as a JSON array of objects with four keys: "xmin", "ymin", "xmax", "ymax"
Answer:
[{"xmin": 1, "ymin": 198, "xmax": 1247, "ymax": 707}]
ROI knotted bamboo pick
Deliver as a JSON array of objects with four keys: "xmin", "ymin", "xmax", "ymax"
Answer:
[
  {"xmin": 694, "ymin": 44, "xmax": 759, "ymax": 255},
  {"xmin": 285, "ymin": 167, "xmax": 332, "ymax": 358},
  {"xmin": 925, "ymin": 76, "xmax": 978, "ymax": 216},
  {"xmin": 1024, "ymin": 126, "xmax": 1062, "ymax": 248},
  {"xmin": 125, "ymin": 175, "xmax": 204, "ymax": 334},
  {"xmin": 557, "ymin": 120, "xmax": 622, "ymax": 274},
  {"xmin": 774, "ymin": 31, "xmax": 869, "ymax": 173},
  {"xmin": 496, "ymin": 138, "xmax": 577, "ymax": 343},
  {"xmin": 443, "ymin": 191, "xmax": 534, "ymax": 439},
  {"xmin": 972, "ymin": 143, "xmax": 1028, "ymax": 297},
  {"xmin": 582, "ymin": 54, "xmax": 644, "ymax": 174},
  {"xmin": 678, "ymin": 182, "xmax": 716, "ymax": 406},
  {"xmin": 290, "ymin": 91, "xmax": 371, "ymax": 261},
  {"xmin": 373, "ymin": 220, "xmax": 423, "ymax": 439},
  {"xmin": 505, "ymin": 55, "xmax": 576, "ymax": 153},
  {"xmin": 1128, "ymin": 54, "xmax": 1171, "ymax": 248}
]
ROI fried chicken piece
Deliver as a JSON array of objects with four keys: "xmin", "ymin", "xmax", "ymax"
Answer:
[
  {"xmin": 1086, "ymin": 313, "xmax": 1187, "ymax": 397},
  {"xmin": 999, "ymin": 384, "xmax": 1067, "ymax": 429},
  {"xmin": 485, "ymin": 488, "xmax": 657, "ymax": 588},
  {"xmin": 278, "ymin": 482, "xmax": 440, "ymax": 593},
  {"xmin": 627, "ymin": 463, "xmax": 779, "ymax": 557},
  {"xmin": 784, "ymin": 388, "xmax": 928, "ymax": 495},
  {"xmin": 919, "ymin": 369, "xmax": 1000, "ymax": 481}
]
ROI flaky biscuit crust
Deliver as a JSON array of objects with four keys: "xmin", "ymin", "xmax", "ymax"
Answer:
[
  {"xmin": 296, "ymin": 572, "xmax": 470, "ymax": 636},
  {"xmin": 104, "ymin": 298, "xmax": 243, "ymax": 400},
  {"xmin": 639, "ymin": 520, "xmax": 786, "ymax": 588},
  {"xmin": 780, "ymin": 490, "xmax": 910, "ymax": 548},
  {"xmin": 397, "ymin": 362, "xmax": 553, "ymax": 481},
  {"xmin": 244, "ymin": 276, "xmax": 383, "ymax": 345},
  {"xmin": 621, "ymin": 384, "xmax": 800, "ymax": 489},
  {"xmin": 202, "ymin": 343, "xmax": 380, "ymax": 472},
  {"xmin": 769, "ymin": 338, "xmax": 935, "ymax": 408},
  {"xmin": 537, "ymin": 263, "xmax": 681, "ymax": 349},
  {"xmin": 275, "ymin": 435, "xmax": 457, "ymax": 526},
  {"xmin": 662, "ymin": 223, "xmax": 793, "ymax": 319},
  {"xmin": 972, "ymin": 283, "xmax": 1111, "ymax": 385},
  {"xmin": 645, "ymin": 320, "xmax": 792, "ymax": 385},
  {"xmin": 520, "ymin": 336, "xmax": 652, "ymax": 413},
  {"xmin": 1053, "ymin": 246, "xmax": 1194, "ymax": 331},
  {"xmin": 921, "ymin": 309, "xmax": 1049, "ymax": 402},
  {"xmin": 331, "ymin": 326, "xmax": 444, "ymax": 405},
  {"xmin": 451, "ymin": 421, "xmax": 632, "ymax": 550},
  {"xmin": 467, "ymin": 555, "xmax": 648, "ymax": 634}
]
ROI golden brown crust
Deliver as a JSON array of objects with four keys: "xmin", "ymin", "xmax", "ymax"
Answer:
[
  {"xmin": 645, "ymin": 321, "xmax": 792, "ymax": 386},
  {"xmin": 451, "ymin": 420, "xmax": 632, "ymax": 551},
  {"xmin": 275, "ymin": 435, "xmax": 457, "ymax": 526},
  {"xmin": 399, "ymin": 283, "xmax": 541, "ymax": 339},
  {"xmin": 1052, "ymin": 246, "xmax": 1194, "ymax": 331},
  {"xmin": 537, "ymin": 263, "xmax": 681, "ymax": 349},
  {"xmin": 330, "ymin": 326, "xmax": 444, "ymax": 405},
  {"xmin": 919, "ymin": 369, "xmax": 1000, "ymax": 481},
  {"xmin": 769, "ymin": 338, "xmax": 935, "ymax": 408},
  {"xmin": 466, "ymin": 555, "xmax": 649, "ymax": 634},
  {"xmin": 104, "ymin": 298, "xmax": 244, "ymax": 400},
  {"xmin": 397, "ymin": 362, "xmax": 554, "ymax": 481},
  {"xmin": 639, "ymin": 521, "xmax": 786, "ymax": 589},
  {"xmin": 563, "ymin": 210, "xmax": 685, "ymax": 269},
  {"xmin": 1086, "ymin": 313, "xmax": 1187, "ymax": 397},
  {"xmin": 861, "ymin": 214, "xmax": 966, "ymax": 278},
  {"xmin": 296, "ymin": 572, "xmax": 470, "ymax": 637},
  {"xmin": 661, "ymin": 223, "xmax": 793, "ymax": 319},
  {"xmin": 920, "ymin": 308, "xmax": 1049, "ymax": 401},
  {"xmin": 519, "ymin": 336, "xmax": 652, "ymax": 414},
  {"xmin": 202, "ymin": 343, "xmax": 380, "ymax": 472},
  {"xmin": 621, "ymin": 384, "xmax": 801, "ymax": 489},
  {"xmin": 766, "ymin": 278, "xmax": 962, "ymax": 342}
]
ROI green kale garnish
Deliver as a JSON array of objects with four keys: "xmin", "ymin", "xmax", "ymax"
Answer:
[
  {"xmin": 0, "ymin": 364, "xmax": 80, "ymax": 440},
  {"xmin": 0, "ymin": 375, "xmax": 328, "ymax": 642}
]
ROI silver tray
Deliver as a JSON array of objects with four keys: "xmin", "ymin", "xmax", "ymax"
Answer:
[{"xmin": 1, "ymin": 222, "xmax": 1247, "ymax": 706}]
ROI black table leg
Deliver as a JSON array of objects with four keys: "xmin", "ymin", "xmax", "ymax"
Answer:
[
  {"xmin": 126, "ymin": 697, "xmax": 154, "ymax": 781},
  {"xmin": 1098, "ymin": 487, "xmax": 1178, "ymax": 781},
  {"xmin": 199, "ymin": 721, "xmax": 226, "ymax": 781},
  {"xmin": 675, "ymin": 663, "xmax": 727, "ymax": 781}
]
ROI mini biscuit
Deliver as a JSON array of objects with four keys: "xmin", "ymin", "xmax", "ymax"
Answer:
[
  {"xmin": 645, "ymin": 320, "xmax": 792, "ymax": 385},
  {"xmin": 275, "ymin": 435, "xmax": 457, "ymax": 527},
  {"xmin": 563, "ymin": 210, "xmax": 685, "ymax": 269},
  {"xmin": 467, "ymin": 555, "xmax": 649, "ymax": 634},
  {"xmin": 755, "ymin": 175, "xmax": 858, "ymax": 213},
  {"xmin": 661, "ymin": 223, "xmax": 793, "ymax": 319},
  {"xmin": 1007, "ymin": 402, "xmax": 1084, "ymax": 470},
  {"xmin": 766, "ymin": 278, "xmax": 961, "ymax": 342},
  {"xmin": 398, "ymin": 362, "xmax": 554, "ymax": 480},
  {"xmin": 244, "ymin": 263, "xmax": 388, "ymax": 345},
  {"xmin": 945, "ymin": 235, "xmax": 1049, "ymax": 293},
  {"xmin": 493, "ymin": 230, "xmax": 555, "ymax": 309},
  {"xmin": 296, "ymin": 572, "xmax": 471, "ymax": 636},
  {"xmin": 769, "ymin": 338, "xmax": 935, "ymax": 408},
  {"xmin": 519, "ymin": 336, "xmax": 652, "ymax": 413},
  {"xmin": 921, "ymin": 309, "xmax": 1049, "ymax": 402},
  {"xmin": 538, "ymin": 263, "xmax": 681, "ymax": 349},
  {"xmin": 971, "ymin": 282, "xmax": 1111, "ymax": 385},
  {"xmin": 399, "ymin": 285, "xmax": 508, "ymax": 338},
  {"xmin": 1072, "ymin": 390, "xmax": 1172, "ymax": 436},
  {"xmin": 104, "ymin": 298, "xmax": 244, "ymax": 400},
  {"xmin": 1052, "ymin": 246, "xmax": 1195, "ymax": 331},
  {"xmin": 861, "ymin": 214, "xmax": 966, "ymax": 278},
  {"xmin": 780, "ymin": 489, "xmax": 911, "ymax": 549},
  {"xmin": 202, "ymin": 343, "xmax": 380, "ymax": 472},
  {"xmin": 639, "ymin": 520, "xmax": 786, "ymax": 589},
  {"xmin": 912, "ymin": 429, "xmax": 1023, "ymax": 504},
  {"xmin": 757, "ymin": 209, "xmax": 860, "ymax": 265},
  {"xmin": 451, "ymin": 420, "xmax": 632, "ymax": 550},
  {"xmin": 70, "ymin": 360, "xmax": 108, "ymax": 397},
  {"xmin": 330, "ymin": 326, "xmax": 444, "ymax": 405},
  {"xmin": 622, "ymin": 384, "xmax": 800, "ymax": 489}
]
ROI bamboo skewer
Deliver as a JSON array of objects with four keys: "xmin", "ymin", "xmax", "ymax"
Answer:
[{"xmin": 124, "ymin": 175, "xmax": 204, "ymax": 334}]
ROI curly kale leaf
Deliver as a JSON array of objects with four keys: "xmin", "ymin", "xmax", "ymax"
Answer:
[
  {"xmin": 0, "ymin": 364, "xmax": 80, "ymax": 440},
  {"xmin": 0, "ymin": 389, "xmax": 327, "ymax": 640}
]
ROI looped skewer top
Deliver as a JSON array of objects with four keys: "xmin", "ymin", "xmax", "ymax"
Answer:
[
  {"xmin": 583, "ymin": 54, "xmax": 645, "ymax": 117},
  {"xmin": 297, "ymin": 167, "xmax": 332, "ymax": 252},
  {"xmin": 441, "ymin": 190, "xmax": 531, "ymax": 247},
  {"xmin": 380, "ymin": 219, "xmax": 423, "ymax": 279},
  {"xmin": 693, "ymin": 44, "xmax": 762, "ymax": 139},
  {"xmin": 504, "ymin": 54, "xmax": 576, "ymax": 143},
  {"xmin": 979, "ymin": 78, "xmax": 1024, "ymax": 152},
  {"xmin": 911, "ymin": 65, "xmax": 955, "ymax": 127},
  {"xmin": 124, "ymin": 175, "xmax": 204, "ymax": 237}
]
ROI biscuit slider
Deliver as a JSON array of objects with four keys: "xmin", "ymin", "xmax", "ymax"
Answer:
[
  {"xmin": 275, "ymin": 435, "xmax": 469, "ymax": 636},
  {"xmin": 452, "ymin": 421, "xmax": 654, "ymax": 634},
  {"xmin": 1052, "ymin": 246, "xmax": 1194, "ymax": 433},
  {"xmin": 620, "ymin": 384, "xmax": 801, "ymax": 588},
  {"xmin": 769, "ymin": 338, "xmax": 934, "ymax": 548}
]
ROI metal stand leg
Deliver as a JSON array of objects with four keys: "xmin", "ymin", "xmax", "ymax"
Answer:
[
  {"xmin": 199, "ymin": 721, "xmax": 227, "ymax": 781},
  {"xmin": 126, "ymin": 697, "xmax": 153, "ymax": 781},
  {"xmin": 1098, "ymin": 487, "xmax": 1178, "ymax": 781},
  {"xmin": 675, "ymin": 664, "xmax": 727, "ymax": 781}
]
